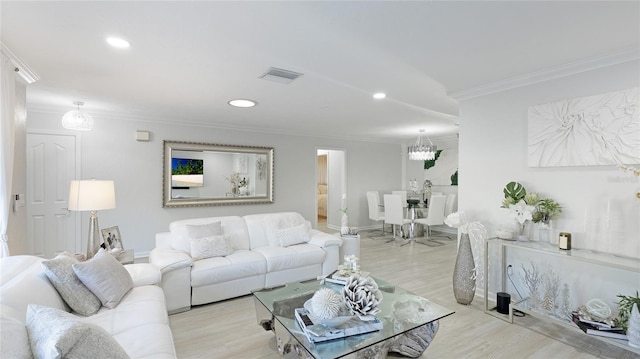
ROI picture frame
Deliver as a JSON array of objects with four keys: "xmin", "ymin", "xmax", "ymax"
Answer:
[{"xmin": 101, "ymin": 226, "xmax": 124, "ymax": 250}]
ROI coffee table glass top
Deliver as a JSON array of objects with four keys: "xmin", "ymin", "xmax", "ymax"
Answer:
[{"xmin": 253, "ymin": 277, "xmax": 454, "ymax": 359}]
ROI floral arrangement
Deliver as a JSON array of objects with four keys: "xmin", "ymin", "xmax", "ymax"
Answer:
[
  {"xmin": 533, "ymin": 198, "xmax": 561, "ymax": 224},
  {"xmin": 224, "ymin": 172, "xmax": 241, "ymax": 184},
  {"xmin": 444, "ymin": 211, "xmax": 488, "ymax": 240},
  {"xmin": 501, "ymin": 182, "xmax": 561, "ymax": 234},
  {"xmin": 444, "ymin": 211, "xmax": 470, "ymax": 233}
]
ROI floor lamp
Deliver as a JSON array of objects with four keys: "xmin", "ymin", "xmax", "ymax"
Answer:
[{"xmin": 68, "ymin": 179, "xmax": 116, "ymax": 260}]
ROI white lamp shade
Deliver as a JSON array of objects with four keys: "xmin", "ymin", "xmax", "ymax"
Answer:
[{"xmin": 68, "ymin": 180, "xmax": 116, "ymax": 211}]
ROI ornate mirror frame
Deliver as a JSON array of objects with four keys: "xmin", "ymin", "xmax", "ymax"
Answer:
[{"xmin": 163, "ymin": 140, "xmax": 274, "ymax": 207}]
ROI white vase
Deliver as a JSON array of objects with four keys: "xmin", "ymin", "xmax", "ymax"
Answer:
[
  {"xmin": 538, "ymin": 220, "xmax": 552, "ymax": 243},
  {"xmin": 341, "ymin": 212, "xmax": 349, "ymax": 235},
  {"xmin": 517, "ymin": 221, "xmax": 531, "ymax": 241}
]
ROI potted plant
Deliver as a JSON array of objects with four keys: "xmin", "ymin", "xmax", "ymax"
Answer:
[
  {"xmin": 501, "ymin": 182, "xmax": 538, "ymax": 241},
  {"xmin": 532, "ymin": 198, "xmax": 561, "ymax": 242},
  {"xmin": 617, "ymin": 291, "xmax": 640, "ymax": 332}
]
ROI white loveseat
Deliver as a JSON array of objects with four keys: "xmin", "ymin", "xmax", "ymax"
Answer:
[
  {"xmin": 149, "ymin": 212, "xmax": 342, "ymax": 313},
  {"xmin": 0, "ymin": 255, "xmax": 176, "ymax": 358}
]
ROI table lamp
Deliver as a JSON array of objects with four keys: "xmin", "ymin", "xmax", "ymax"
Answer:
[{"xmin": 68, "ymin": 179, "xmax": 116, "ymax": 259}]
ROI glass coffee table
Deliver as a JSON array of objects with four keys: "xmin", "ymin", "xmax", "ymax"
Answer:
[{"xmin": 253, "ymin": 277, "xmax": 454, "ymax": 359}]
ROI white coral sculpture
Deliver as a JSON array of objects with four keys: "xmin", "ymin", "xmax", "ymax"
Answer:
[
  {"xmin": 310, "ymin": 288, "xmax": 343, "ymax": 320},
  {"xmin": 342, "ymin": 274, "xmax": 383, "ymax": 317}
]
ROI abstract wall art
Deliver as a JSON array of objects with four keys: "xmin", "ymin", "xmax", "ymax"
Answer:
[{"xmin": 528, "ymin": 87, "xmax": 639, "ymax": 167}]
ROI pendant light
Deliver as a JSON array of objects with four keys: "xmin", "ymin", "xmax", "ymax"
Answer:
[
  {"xmin": 408, "ymin": 129, "xmax": 437, "ymax": 161},
  {"xmin": 62, "ymin": 101, "xmax": 94, "ymax": 131}
]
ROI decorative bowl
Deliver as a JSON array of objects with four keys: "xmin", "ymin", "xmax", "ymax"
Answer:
[{"xmin": 496, "ymin": 229, "xmax": 514, "ymax": 240}]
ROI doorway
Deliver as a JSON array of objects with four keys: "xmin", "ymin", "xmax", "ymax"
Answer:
[
  {"xmin": 26, "ymin": 131, "xmax": 81, "ymax": 258},
  {"xmin": 316, "ymin": 148, "xmax": 346, "ymax": 232}
]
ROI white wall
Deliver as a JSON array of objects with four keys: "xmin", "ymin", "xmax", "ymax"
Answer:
[
  {"xmin": 22, "ymin": 113, "xmax": 402, "ymax": 256},
  {"xmin": 459, "ymin": 60, "xmax": 640, "ymax": 309}
]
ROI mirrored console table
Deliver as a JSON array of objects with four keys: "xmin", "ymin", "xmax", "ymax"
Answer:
[{"xmin": 483, "ymin": 238, "xmax": 640, "ymax": 355}]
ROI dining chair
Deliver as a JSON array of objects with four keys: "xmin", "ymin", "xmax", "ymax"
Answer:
[
  {"xmin": 392, "ymin": 191, "xmax": 407, "ymax": 205},
  {"xmin": 414, "ymin": 194, "xmax": 447, "ymax": 246},
  {"xmin": 444, "ymin": 193, "xmax": 457, "ymax": 217},
  {"xmin": 435, "ymin": 192, "xmax": 458, "ymax": 241},
  {"xmin": 366, "ymin": 191, "xmax": 386, "ymax": 235},
  {"xmin": 383, "ymin": 194, "xmax": 412, "ymax": 242}
]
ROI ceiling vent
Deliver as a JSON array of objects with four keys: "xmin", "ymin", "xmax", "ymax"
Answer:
[{"xmin": 259, "ymin": 67, "xmax": 303, "ymax": 84}]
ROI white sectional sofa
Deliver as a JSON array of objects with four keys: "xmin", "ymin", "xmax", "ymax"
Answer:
[
  {"xmin": 0, "ymin": 254, "xmax": 176, "ymax": 358},
  {"xmin": 149, "ymin": 212, "xmax": 342, "ymax": 313}
]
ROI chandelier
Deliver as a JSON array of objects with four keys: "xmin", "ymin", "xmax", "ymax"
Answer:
[
  {"xmin": 62, "ymin": 101, "xmax": 94, "ymax": 131},
  {"xmin": 408, "ymin": 129, "xmax": 437, "ymax": 161}
]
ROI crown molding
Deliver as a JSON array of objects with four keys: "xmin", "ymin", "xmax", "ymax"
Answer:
[
  {"xmin": 449, "ymin": 47, "xmax": 639, "ymax": 101},
  {"xmin": 26, "ymin": 105, "xmax": 404, "ymax": 145},
  {"xmin": 1, "ymin": 43, "xmax": 40, "ymax": 84}
]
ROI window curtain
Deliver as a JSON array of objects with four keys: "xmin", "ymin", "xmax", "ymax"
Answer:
[
  {"xmin": 317, "ymin": 155, "xmax": 327, "ymax": 185},
  {"xmin": 0, "ymin": 53, "xmax": 16, "ymax": 257}
]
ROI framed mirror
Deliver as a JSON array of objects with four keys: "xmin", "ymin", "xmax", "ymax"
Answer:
[{"xmin": 163, "ymin": 140, "xmax": 274, "ymax": 207}]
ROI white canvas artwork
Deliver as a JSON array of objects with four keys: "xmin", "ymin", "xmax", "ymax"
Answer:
[{"xmin": 528, "ymin": 87, "xmax": 640, "ymax": 167}]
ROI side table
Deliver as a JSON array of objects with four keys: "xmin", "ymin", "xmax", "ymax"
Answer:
[
  {"xmin": 115, "ymin": 249, "xmax": 134, "ymax": 265},
  {"xmin": 334, "ymin": 233, "xmax": 360, "ymax": 260}
]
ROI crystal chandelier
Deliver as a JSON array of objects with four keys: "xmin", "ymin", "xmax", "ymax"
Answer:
[
  {"xmin": 61, "ymin": 101, "xmax": 94, "ymax": 131},
  {"xmin": 408, "ymin": 129, "xmax": 437, "ymax": 161}
]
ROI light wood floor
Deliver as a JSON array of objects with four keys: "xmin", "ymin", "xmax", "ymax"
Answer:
[{"xmin": 168, "ymin": 229, "xmax": 634, "ymax": 359}]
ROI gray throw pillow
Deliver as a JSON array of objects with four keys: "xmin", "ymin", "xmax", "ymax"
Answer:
[
  {"xmin": 26, "ymin": 304, "xmax": 129, "ymax": 359},
  {"xmin": 186, "ymin": 221, "xmax": 223, "ymax": 239},
  {"xmin": 41, "ymin": 253, "xmax": 101, "ymax": 316},
  {"xmin": 72, "ymin": 250, "xmax": 133, "ymax": 309}
]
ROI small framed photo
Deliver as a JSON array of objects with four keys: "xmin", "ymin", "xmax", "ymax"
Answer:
[{"xmin": 101, "ymin": 226, "xmax": 124, "ymax": 250}]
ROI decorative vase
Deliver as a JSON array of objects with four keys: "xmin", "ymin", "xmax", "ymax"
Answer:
[
  {"xmin": 341, "ymin": 212, "xmax": 349, "ymax": 235},
  {"xmin": 453, "ymin": 232, "xmax": 476, "ymax": 305},
  {"xmin": 538, "ymin": 220, "xmax": 552, "ymax": 243},
  {"xmin": 517, "ymin": 221, "xmax": 531, "ymax": 241}
]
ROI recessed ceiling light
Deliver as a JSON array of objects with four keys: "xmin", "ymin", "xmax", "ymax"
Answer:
[
  {"xmin": 228, "ymin": 99, "xmax": 257, "ymax": 108},
  {"xmin": 106, "ymin": 37, "xmax": 131, "ymax": 48},
  {"xmin": 373, "ymin": 92, "xmax": 386, "ymax": 100}
]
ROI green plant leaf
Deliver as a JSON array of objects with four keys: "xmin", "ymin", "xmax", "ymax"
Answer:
[
  {"xmin": 616, "ymin": 290, "xmax": 640, "ymax": 332},
  {"xmin": 504, "ymin": 181, "xmax": 526, "ymax": 201},
  {"xmin": 423, "ymin": 150, "xmax": 443, "ymax": 170}
]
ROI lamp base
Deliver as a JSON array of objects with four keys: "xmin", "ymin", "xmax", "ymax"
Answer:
[{"xmin": 86, "ymin": 211, "xmax": 108, "ymax": 260}]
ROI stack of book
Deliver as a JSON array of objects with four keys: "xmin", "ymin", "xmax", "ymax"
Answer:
[
  {"xmin": 294, "ymin": 308, "xmax": 382, "ymax": 343},
  {"xmin": 324, "ymin": 271, "xmax": 370, "ymax": 285},
  {"xmin": 571, "ymin": 312, "xmax": 627, "ymax": 340}
]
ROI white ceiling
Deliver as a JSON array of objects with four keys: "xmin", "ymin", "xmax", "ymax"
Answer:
[{"xmin": 1, "ymin": 1, "xmax": 638, "ymax": 143}]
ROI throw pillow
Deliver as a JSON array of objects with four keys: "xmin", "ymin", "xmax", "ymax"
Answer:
[
  {"xmin": 72, "ymin": 250, "xmax": 133, "ymax": 309},
  {"xmin": 276, "ymin": 222, "xmax": 311, "ymax": 247},
  {"xmin": 41, "ymin": 253, "xmax": 102, "ymax": 316},
  {"xmin": 1, "ymin": 314, "xmax": 33, "ymax": 359},
  {"xmin": 190, "ymin": 234, "xmax": 233, "ymax": 260},
  {"xmin": 186, "ymin": 222, "xmax": 223, "ymax": 239},
  {"xmin": 26, "ymin": 304, "xmax": 129, "ymax": 359}
]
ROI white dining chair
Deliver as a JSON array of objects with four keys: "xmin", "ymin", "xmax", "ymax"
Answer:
[
  {"xmin": 414, "ymin": 194, "xmax": 447, "ymax": 246},
  {"xmin": 444, "ymin": 193, "xmax": 457, "ymax": 217},
  {"xmin": 383, "ymin": 194, "xmax": 411, "ymax": 242},
  {"xmin": 392, "ymin": 191, "xmax": 407, "ymax": 205},
  {"xmin": 366, "ymin": 191, "xmax": 386, "ymax": 235}
]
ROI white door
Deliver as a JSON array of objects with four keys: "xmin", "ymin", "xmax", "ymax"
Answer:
[{"xmin": 26, "ymin": 132, "xmax": 80, "ymax": 258}]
